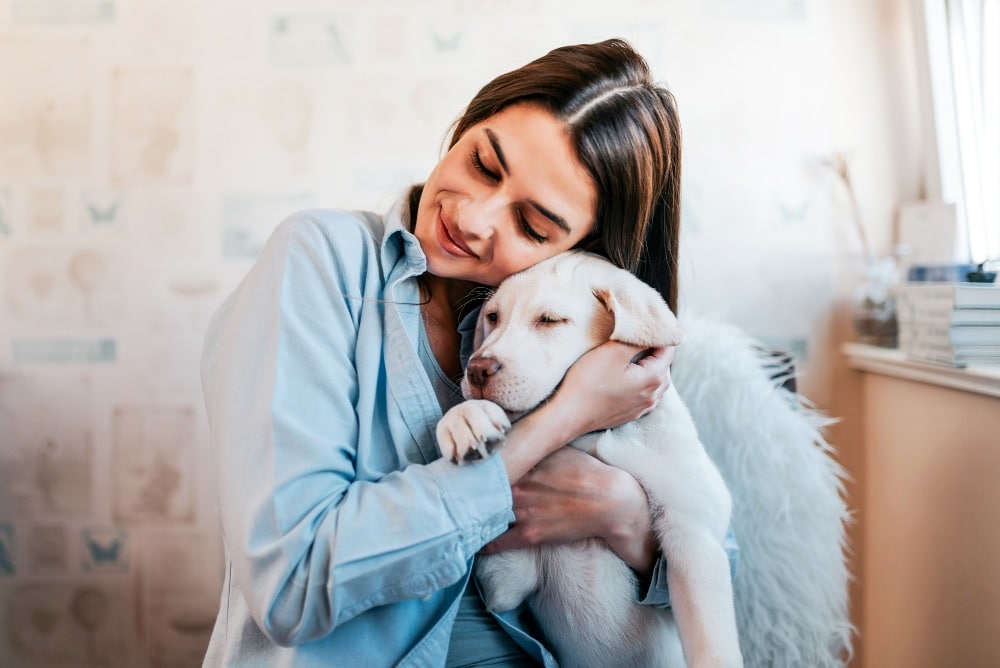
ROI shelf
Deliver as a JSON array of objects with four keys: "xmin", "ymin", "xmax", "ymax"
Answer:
[{"xmin": 843, "ymin": 343, "xmax": 1000, "ymax": 399}]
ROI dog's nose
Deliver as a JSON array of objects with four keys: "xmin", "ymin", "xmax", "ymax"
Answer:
[{"xmin": 466, "ymin": 355, "xmax": 501, "ymax": 388}]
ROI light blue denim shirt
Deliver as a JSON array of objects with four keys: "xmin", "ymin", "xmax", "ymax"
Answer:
[{"xmin": 200, "ymin": 197, "xmax": 737, "ymax": 667}]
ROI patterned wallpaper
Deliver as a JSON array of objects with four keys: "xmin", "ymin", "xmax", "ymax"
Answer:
[{"xmin": 0, "ymin": 0, "xmax": 916, "ymax": 665}]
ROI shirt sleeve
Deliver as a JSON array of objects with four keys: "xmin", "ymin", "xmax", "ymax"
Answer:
[
  {"xmin": 637, "ymin": 524, "xmax": 741, "ymax": 608},
  {"xmin": 201, "ymin": 212, "xmax": 514, "ymax": 646}
]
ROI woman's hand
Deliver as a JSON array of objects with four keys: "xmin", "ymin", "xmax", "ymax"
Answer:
[
  {"xmin": 496, "ymin": 341, "xmax": 674, "ymax": 492},
  {"xmin": 552, "ymin": 341, "xmax": 675, "ymax": 440},
  {"xmin": 482, "ymin": 447, "xmax": 658, "ymax": 576}
]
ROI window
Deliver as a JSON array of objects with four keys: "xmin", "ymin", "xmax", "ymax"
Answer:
[{"xmin": 917, "ymin": 0, "xmax": 999, "ymax": 264}]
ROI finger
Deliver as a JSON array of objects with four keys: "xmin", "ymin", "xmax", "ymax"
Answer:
[
  {"xmin": 635, "ymin": 344, "xmax": 676, "ymax": 369},
  {"xmin": 481, "ymin": 526, "xmax": 527, "ymax": 553},
  {"xmin": 594, "ymin": 340, "xmax": 655, "ymax": 370},
  {"xmin": 634, "ymin": 347, "xmax": 675, "ymax": 393}
]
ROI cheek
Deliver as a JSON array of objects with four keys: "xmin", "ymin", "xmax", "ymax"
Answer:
[
  {"xmin": 487, "ymin": 244, "xmax": 557, "ymax": 284},
  {"xmin": 479, "ymin": 250, "xmax": 526, "ymax": 286}
]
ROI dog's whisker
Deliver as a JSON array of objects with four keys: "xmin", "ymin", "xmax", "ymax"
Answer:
[{"xmin": 456, "ymin": 286, "xmax": 495, "ymax": 313}]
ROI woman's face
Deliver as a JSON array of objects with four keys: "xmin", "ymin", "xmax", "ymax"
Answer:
[{"xmin": 415, "ymin": 102, "xmax": 597, "ymax": 287}]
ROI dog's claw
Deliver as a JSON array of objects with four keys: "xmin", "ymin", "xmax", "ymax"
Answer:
[
  {"xmin": 484, "ymin": 435, "xmax": 505, "ymax": 454},
  {"xmin": 461, "ymin": 435, "xmax": 505, "ymax": 462},
  {"xmin": 436, "ymin": 400, "xmax": 511, "ymax": 466}
]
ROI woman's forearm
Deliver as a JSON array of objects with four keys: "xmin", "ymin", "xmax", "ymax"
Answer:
[
  {"xmin": 498, "ymin": 391, "xmax": 581, "ymax": 483},
  {"xmin": 600, "ymin": 465, "xmax": 659, "ymax": 576},
  {"xmin": 496, "ymin": 397, "xmax": 658, "ymax": 576}
]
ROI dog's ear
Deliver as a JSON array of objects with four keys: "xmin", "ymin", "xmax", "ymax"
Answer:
[{"xmin": 593, "ymin": 274, "xmax": 684, "ymax": 348}]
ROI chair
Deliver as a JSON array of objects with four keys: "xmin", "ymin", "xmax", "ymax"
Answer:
[{"xmin": 672, "ymin": 315, "xmax": 854, "ymax": 668}]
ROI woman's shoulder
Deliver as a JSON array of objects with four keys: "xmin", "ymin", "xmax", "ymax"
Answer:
[
  {"xmin": 249, "ymin": 208, "xmax": 391, "ymax": 289},
  {"xmin": 271, "ymin": 208, "xmax": 387, "ymax": 254}
]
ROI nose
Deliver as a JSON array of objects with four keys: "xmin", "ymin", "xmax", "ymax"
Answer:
[
  {"xmin": 466, "ymin": 355, "xmax": 501, "ymax": 388},
  {"xmin": 459, "ymin": 190, "xmax": 509, "ymax": 239}
]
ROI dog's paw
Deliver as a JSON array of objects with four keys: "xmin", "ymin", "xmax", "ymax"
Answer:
[
  {"xmin": 482, "ymin": 582, "xmax": 531, "ymax": 613},
  {"xmin": 437, "ymin": 400, "xmax": 511, "ymax": 464},
  {"xmin": 477, "ymin": 551, "xmax": 538, "ymax": 612}
]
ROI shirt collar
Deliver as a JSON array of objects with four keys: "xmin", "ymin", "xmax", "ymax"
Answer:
[{"xmin": 381, "ymin": 191, "xmax": 427, "ymax": 278}]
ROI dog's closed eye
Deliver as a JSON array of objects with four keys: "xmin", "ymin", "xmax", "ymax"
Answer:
[{"xmin": 537, "ymin": 314, "xmax": 568, "ymax": 326}]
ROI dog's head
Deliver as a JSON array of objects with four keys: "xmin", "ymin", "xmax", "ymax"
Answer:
[{"xmin": 461, "ymin": 251, "xmax": 684, "ymax": 415}]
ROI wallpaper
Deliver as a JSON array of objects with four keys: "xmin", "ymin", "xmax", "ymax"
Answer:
[{"xmin": 0, "ymin": 0, "xmax": 910, "ymax": 665}]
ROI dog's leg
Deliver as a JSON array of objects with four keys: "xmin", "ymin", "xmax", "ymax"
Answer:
[
  {"xmin": 476, "ymin": 549, "xmax": 540, "ymax": 612},
  {"xmin": 590, "ymin": 393, "xmax": 743, "ymax": 668},
  {"xmin": 661, "ymin": 527, "xmax": 742, "ymax": 668}
]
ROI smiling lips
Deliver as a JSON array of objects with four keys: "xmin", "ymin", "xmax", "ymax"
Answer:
[{"xmin": 437, "ymin": 210, "xmax": 477, "ymax": 258}]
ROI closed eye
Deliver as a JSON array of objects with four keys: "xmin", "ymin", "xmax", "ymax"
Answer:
[
  {"xmin": 517, "ymin": 209, "xmax": 547, "ymax": 243},
  {"xmin": 470, "ymin": 148, "xmax": 500, "ymax": 182},
  {"xmin": 537, "ymin": 314, "xmax": 567, "ymax": 325}
]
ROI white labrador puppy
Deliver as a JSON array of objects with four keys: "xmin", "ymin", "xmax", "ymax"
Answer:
[{"xmin": 437, "ymin": 251, "xmax": 742, "ymax": 668}]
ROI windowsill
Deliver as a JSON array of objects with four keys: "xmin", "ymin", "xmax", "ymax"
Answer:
[{"xmin": 843, "ymin": 343, "xmax": 1000, "ymax": 399}]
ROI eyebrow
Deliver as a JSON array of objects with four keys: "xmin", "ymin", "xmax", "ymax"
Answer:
[
  {"xmin": 485, "ymin": 128, "xmax": 573, "ymax": 235},
  {"xmin": 529, "ymin": 200, "xmax": 571, "ymax": 234},
  {"xmin": 485, "ymin": 129, "xmax": 508, "ymax": 174}
]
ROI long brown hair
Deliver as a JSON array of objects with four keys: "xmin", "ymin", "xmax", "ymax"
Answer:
[{"xmin": 425, "ymin": 38, "xmax": 682, "ymax": 312}]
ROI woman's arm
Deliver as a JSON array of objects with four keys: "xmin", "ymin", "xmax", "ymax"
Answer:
[
  {"xmin": 483, "ymin": 445, "xmax": 742, "ymax": 607},
  {"xmin": 475, "ymin": 341, "xmax": 675, "ymax": 575},
  {"xmin": 497, "ymin": 341, "xmax": 674, "ymax": 483},
  {"xmin": 202, "ymin": 213, "xmax": 515, "ymax": 645},
  {"xmin": 479, "ymin": 341, "xmax": 742, "ymax": 604},
  {"xmin": 482, "ymin": 447, "xmax": 658, "ymax": 575}
]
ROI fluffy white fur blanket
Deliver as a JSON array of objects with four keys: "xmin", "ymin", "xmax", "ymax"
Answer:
[{"xmin": 671, "ymin": 315, "xmax": 854, "ymax": 668}]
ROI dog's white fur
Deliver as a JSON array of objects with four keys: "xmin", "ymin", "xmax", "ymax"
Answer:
[{"xmin": 436, "ymin": 252, "xmax": 743, "ymax": 668}]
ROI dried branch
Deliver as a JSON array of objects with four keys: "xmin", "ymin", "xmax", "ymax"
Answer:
[{"xmin": 823, "ymin": 152, "xmax": 873, "ymax": 262}]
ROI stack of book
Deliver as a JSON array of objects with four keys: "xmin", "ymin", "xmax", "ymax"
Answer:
[{"xmin": 895, "ymin": 282, "xmax": 1000, "ymax": 366}]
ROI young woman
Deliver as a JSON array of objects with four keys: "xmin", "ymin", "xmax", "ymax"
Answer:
[{"xmin": 201, "ymin": 38, "xmax": 732, "ymax": 666}]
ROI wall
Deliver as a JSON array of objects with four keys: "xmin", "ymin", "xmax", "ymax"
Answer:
[{"xmin": 0, "ymin": 0, "xmax": 919, "ymax": 665}]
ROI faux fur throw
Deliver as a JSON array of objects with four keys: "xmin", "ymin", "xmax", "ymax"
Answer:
[{"xmin": 671, "ymin": 315, "xmax": 854, "ymax": 668}]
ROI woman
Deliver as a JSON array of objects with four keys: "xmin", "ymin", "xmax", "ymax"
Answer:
[{"xmin": 201, "ymin": 38, "xmax": 727, "ymax": 666}]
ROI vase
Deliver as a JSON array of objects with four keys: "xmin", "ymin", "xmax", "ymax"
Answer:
[{"xmin": 851, "ymin": 254, "xmax": 899, "ymax": 347}]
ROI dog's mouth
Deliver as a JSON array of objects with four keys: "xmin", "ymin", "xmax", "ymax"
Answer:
[
  {"xmin": 461, "ymin": 384, "xmax": 525, "ymax": 420},
  {"xmin": 461, "ymin": 377, "xmax": 560, "ymax": 423}
]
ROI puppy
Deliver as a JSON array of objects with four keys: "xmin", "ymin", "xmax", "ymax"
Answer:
[{"xmin": 437, "ymin": 251, "xmax": 742, "ymax": 668}]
